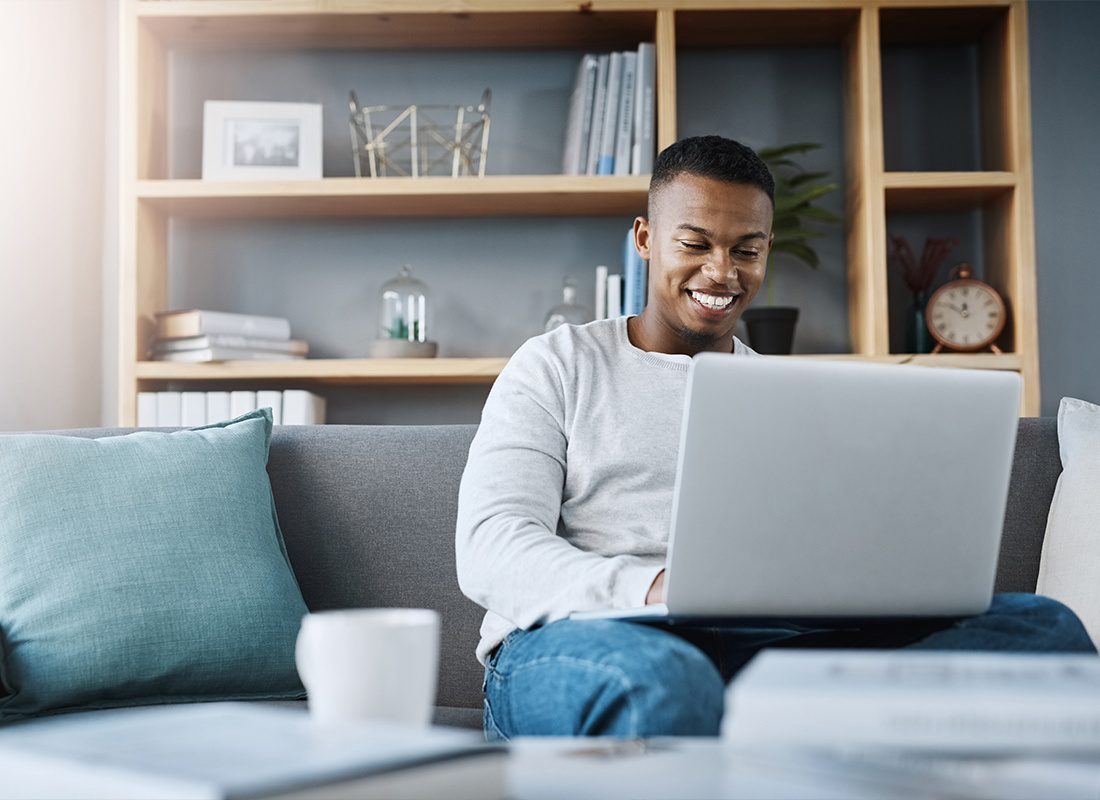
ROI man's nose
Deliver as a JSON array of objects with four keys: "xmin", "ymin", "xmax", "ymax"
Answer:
[{"xmin": 701, "ymin": 254, "xmax": 737, "ymax": 283}]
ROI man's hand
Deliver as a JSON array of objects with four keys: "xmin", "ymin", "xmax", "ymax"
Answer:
[{"xmin": 646, "ymin": 570, "xmax": 666, "ymax": 605}]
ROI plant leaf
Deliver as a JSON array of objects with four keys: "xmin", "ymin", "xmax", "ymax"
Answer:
[
  {"xmin": 758, "ymin": 143, "xmax": 821, "ymax": 160},
  {"xmin": 771, "ymin": 241, "xmax": 821, "ymax": 268},
  {"xmin": 788, "ymin": 170, "xmax": 831, "ymax": 187}
]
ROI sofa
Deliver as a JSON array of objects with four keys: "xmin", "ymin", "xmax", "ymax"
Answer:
[{"xmin": 37, "ymin": 418, "xmax": 1065, "ymax": 730}]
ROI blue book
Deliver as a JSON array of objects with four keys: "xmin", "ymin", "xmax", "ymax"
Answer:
[{"xmin": 622, "ymin": 228, "xmax": 647, "ymax": 316}]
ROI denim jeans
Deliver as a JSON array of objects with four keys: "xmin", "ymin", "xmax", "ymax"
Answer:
[{"xmin": 481, "ymin": 593, "xmax": 1096, "ymax": 739}]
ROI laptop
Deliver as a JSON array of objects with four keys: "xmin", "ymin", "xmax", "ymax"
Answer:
[{"xmin": 572, "ymin": 354, "xmax": 1022, "ymax": 624}]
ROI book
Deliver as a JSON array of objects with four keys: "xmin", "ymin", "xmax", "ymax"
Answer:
[
  {"xmin": 0, "ymin": 702, "xmax": 505, "ymax": 800},
  {"xmin": 561, "ymin": 54, "xmax": 599, "ymax": 175},
  {"xmin": 283, "ymin": 390, "xmax": 326, "ymax": 425},
  {"xmin": 137, "ymin": 392, "xmax": 157, "ymax": 427},
  {"xmin": 229, "ymin": 391, "xmax": 258, "ymax": 418},
  {"xmin": 154, "ymin": 347, "xmax": 305, "ymax": 363},
  {"xmin": 596, "ymin": 51, "xmax": 623, "ymax": 175},
  {"xmin": 595, "ymin": 265, "xmax": 609, "ymax": 320},
  {"xmin": 631, "ymin": 42, "xmax": 656, "ymax": 175},
  {"xmin": 613, "ymin": 51, "xmax": 637, "ymax": 176},
  {"xmin": 607, "ymin": 273, "xmax": 623, "ymax": 318},
  {"xmin": 722, "ymin": 650, "xmax": 1100, "ymax": 753},
  {"xmin": 180, "ymin": 392, "xmax": 207, "ymax": 427},
  {"xmin": 155, "ymin": 391, "xmax": 181, "ymax": 427},
  {"xmin": 256, "ymin": 390, "xmax": 284, "ymax": 426},
  {"xmin": 622, "ymin": 228, "xmax": 647, "ymax": 316},
  {"xmin": 205, "ymin": 391, "xmax": 231, "ymax": 425},
  {"xmin": 584, "ymin": 54, "xmax": 610, "ymax": 175},
  {"xmin": 155, "ymin": 310, "xmax": 291, "ymax": 341},
  {"xmin": 154, "ymin": 335, "xmax": 308, "ymax": 356}
]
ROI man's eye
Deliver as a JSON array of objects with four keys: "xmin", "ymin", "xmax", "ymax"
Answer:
[
  {"xmin": 682, "ymin": 242, "xmax": 707, "ymax": 250},
  {"xmin": 734, "ymin": 250, "xmax": 760, "ymax": 258}
]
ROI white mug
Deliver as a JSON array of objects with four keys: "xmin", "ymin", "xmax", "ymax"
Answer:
[{"xmin": 295, "ymin": 608, "xmax": 440, "ymax": 727}]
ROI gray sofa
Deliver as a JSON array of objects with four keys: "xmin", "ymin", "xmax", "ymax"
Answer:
[{"xmin": 53, "ymin": 418, "xmax": 1063, "ymax": 731}]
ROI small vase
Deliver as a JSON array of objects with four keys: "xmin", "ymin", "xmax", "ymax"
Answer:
[{"xmin": 907, "ymin": 291, "xmax": 932, "ymax": 354}]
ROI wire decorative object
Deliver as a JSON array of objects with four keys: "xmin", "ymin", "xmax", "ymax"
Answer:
[{"xmin": 349, "ymin": 89, "xmax": 491, "ymax": 178}]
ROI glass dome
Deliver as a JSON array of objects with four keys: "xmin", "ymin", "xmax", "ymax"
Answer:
[{"xmin": 369, "ymin": 265, "xmax": 438, "ymax": 358}]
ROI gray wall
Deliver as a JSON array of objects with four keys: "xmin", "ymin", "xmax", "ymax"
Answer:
[
  {"xmin": 164, "ymin": 3, "xmax": 1100, "ymax": 423},
  {"xmin": 1028, "ymin": 0, "xmax": 1100, "ymax": 415}
]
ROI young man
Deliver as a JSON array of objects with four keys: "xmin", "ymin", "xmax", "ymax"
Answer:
[{"xmin": 455, "ymin": 136, "xmax": 1094, "ymax": 739}]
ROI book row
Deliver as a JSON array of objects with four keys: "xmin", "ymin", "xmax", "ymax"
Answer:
[
  {"xmin": 562, "ymin": 44, "xmax": 656, "ymax": 177},
  {"xmin": 153, "ymin": 309, "xmax": 308, "ymax": 363},
  {"xmin": 137, "ymin": 390, "xmax": 327, "ymax": 427},
  {"xmin": 595, "ymin": 229, "xmax": 649, "ymax": 319}
]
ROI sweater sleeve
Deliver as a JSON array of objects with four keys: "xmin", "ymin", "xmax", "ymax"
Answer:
[{"xmin": 455, "ymin": 337, "xmax": 663, "ymax": 630}]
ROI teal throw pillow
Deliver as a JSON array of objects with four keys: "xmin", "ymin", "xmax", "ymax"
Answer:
[{"xmin": 0, "ymin": 409, "xmax": 308, "ymax": 720}]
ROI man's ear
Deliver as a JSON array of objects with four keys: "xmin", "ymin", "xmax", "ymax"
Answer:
[{"xmin": 633, "ymin": 216, "xmax": 651, "ymax": 260}]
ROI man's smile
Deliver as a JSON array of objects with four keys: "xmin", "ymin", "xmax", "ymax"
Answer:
[{"xmin": 687, "ymin": 289, "xmax": 740, "ymax": 315}]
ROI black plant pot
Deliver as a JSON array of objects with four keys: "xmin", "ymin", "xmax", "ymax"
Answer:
[{"xmin": 742, "ymin": 307, "xmax": 799, "ymax": 355}]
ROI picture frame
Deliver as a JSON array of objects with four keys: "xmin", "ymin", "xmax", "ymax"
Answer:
[{"xmin": 202, "ymin": 101, "xmax": 323, "ymax": 181}]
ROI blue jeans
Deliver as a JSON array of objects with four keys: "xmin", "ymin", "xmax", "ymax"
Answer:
[{"xmin": 481, "ymin": 593, "xmax": 1096, "ymax": 739}]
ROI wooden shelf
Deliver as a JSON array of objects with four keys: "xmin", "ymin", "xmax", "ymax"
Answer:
[
  {"xmin": 136, "ymin": 1, "xmax": 659, "ymax": 50},
  {"xmin": 136, "ymin": 176, "xmax": 650, "ymax": 218},
  {"xmin": 135, "ymin": 358, "xmax": 509, "ymax": 385},
  {"xmin": 883, "ymin": 172, "xmax": 1016, "ymax": 211},
  {"xmin": 134, "ymin": 352, "xmax": 1021, "ymax": 388}
]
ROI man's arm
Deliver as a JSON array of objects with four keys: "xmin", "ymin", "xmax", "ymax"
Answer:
[{"xmin": 455, "ymin": 339, "xmax": 663, "ymax": 629}]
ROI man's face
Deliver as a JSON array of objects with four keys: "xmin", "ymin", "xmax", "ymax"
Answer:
[{"xmin": 635, "ymin": 173, "xmax": 773, "ymax": 353}]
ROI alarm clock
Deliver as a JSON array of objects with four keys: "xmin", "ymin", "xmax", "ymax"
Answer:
[{"xmin": 925, "ymin": 263, "xmax": 1007, "ymax": 354}]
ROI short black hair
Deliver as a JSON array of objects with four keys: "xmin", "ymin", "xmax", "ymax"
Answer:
[{"xmin": 649, "ymin": 135, "xmax": 775, "ymax": 209}]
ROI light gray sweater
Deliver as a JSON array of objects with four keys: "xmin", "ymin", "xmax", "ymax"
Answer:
[{"xmin": 455, "ymin": 316, "xmax": 755, "ymax": 663}]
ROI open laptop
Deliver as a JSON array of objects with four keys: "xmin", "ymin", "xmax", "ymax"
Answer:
[{"xmin": 572, "ymin": 354, "xmax": 1022, "ymax": 624}]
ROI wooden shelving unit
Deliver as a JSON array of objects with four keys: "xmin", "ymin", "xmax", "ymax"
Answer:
[{"xmin": 119, "ymin": 0, "xmax": 1040, "ymax": 423}]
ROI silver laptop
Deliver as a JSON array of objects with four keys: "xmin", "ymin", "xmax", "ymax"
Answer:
[{"xmin": 572, "ymin": 354, "xmax": 1021, "ymax": 623}]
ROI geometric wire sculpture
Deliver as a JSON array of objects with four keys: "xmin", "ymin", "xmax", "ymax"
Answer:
[{"xmin": 349, "ymin": 88, "xmax": 491, "ymax": 178}]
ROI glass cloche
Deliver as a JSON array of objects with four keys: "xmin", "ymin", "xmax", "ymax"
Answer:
[
  {"xmin": 544, "ymin": 276, "xmax": 592, "ymax": 332},
  {"xmin": 368, "ymin": 265, "xmax": 438, "ymax": 358}
]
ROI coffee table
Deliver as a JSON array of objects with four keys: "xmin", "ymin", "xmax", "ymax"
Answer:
[{"xmin": 504, "ymin": 738, "xmax": 1100, "ymax": 800}]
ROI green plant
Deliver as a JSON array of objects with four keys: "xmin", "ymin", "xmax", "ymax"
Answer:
[{"xmin": 757, "ymin": 143, "xmax": 842, "ymax": 305}]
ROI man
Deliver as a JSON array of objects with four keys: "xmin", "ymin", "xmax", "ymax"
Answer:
[{"xmin": 455, "ymin": 135, "xmax": 1094, "ymax": 739}]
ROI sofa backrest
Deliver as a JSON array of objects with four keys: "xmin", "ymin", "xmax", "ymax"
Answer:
[{"xmin": 39, "ymin": 418, "xmax": 1062, "ymax": 713}]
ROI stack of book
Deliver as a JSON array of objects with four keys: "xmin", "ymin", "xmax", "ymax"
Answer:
[
  {"xmin": 152, "ymin": 309, "xmax": 308, "ymax": 362},
  {"xmin": 562, "ymin": 43, "xmax": 656, "ymax": 176},
  {"xmin": 594, "ymin": 228, "xmax": 648, "ymax": 319},
  {"xmin": 137, "ymin": 390, "xmax": 326, "ymax": 427}
]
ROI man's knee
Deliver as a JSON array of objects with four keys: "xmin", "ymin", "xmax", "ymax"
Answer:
[
  {"xmin": 990, "ymin": 593, "xmax": 1097, "ymax": 653},
  {"xmin": 486, "ymin": 622, "xmax": 725, "ymax": 737}
]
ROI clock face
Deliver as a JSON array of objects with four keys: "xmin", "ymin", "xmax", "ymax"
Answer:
[{"xmin": 927, "ymin": 280, "xmax": 1006, "ymax": 350}]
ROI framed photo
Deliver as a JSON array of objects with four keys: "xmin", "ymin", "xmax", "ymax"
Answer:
[{"xmin": 202, "ymin": 101, "xmax": 323, "ymax": 180}]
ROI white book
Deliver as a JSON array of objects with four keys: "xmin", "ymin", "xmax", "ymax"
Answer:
[
  {"xmin": 136, "ymin": 392, "xmax": 157, "ymax": 427},
  {"xmin": 256, "ymin": 390, "xmax": 283, "ymax": 426},
  {"xmin": 613, "ymin": 51, "xmax": 637, "ymax": 176},
  {"xmin": 561, "ymin": 54, "xmax": 599, "ymax": 175},
  {"xmin": 154, "ymin": 347, "xmax": 305, "ymax": 363},
  {"xmin": 283, "ymin": 390, "xmax": 326, "ymax": 425},
  {"xmin": 0, "ymin": 702, "xmax": 505, "ymax": 800},
  {"xmin": 606, "ymin": 273, "xmax": 623, "ymax": 318},
  {"xmin": 584, "ymin": 54, "xmax": 610, "ymax": 175},
  {"xmin": 154, "ymin": 335, "xmax": 308, "ymax": 356},
  {"xmin": 155, "ymin": 309, "xmax": 291, "ymax": 341},
  {"xmin": 723, "ymin": 650, "xmax": 1100, "ymax": 754},
  {"xmin": 596, "ymin": 51, "xmax": 623, "ymax": 175},
  {"xmin": 229, "ymin": 391, "xmax": 257, "ymax": 418},
  {"xmin": 631, "ymin": 42, "xmax": 656, "ymax": 175},
  {"xmin": 155, "ymin": 391, "xmax": 181, "ymax": 427},
  {"xmin": 180, "ymin": 392, "xmax": 207, "ymax": 427},
  {"xmin": 205, "ymin": 391, "xmax": 231, "ymax": 425},
  {"xmin": 595, "ymin": 264, "xmax": 609, "ymax": 320}
]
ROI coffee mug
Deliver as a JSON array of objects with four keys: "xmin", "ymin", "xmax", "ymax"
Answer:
[{"xmin": 295, "ymin": 608, "xmax": 440, "ymax": 727}]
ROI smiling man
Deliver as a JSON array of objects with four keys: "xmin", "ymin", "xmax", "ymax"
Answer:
[{"xmin": 455, "ymin": 136, "xmax": 1092, "ymax": 739}]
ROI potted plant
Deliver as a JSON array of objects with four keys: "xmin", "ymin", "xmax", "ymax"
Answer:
[{"xmin": 742, "ymin": 143, "xmax": 841, "ymax": 354}]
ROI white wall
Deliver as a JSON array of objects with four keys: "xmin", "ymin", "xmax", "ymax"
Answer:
[{"xmin": 0, "ymin": 0, "xmax": 107, "ymax": 431}]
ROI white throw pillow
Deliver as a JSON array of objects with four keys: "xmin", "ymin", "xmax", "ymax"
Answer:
[{"xmin": 1036, "ymin": 397, "xmax": 1100, "ymax": 647}]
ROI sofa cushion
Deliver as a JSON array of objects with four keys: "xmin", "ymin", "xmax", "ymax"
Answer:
[
  {"xmin": 1036, "ymin": 397, "xmax": 1100, "ymax": 647},
  {"xmin": 0, "ymin": 409, "xmax": 308, "ymax": 721}
]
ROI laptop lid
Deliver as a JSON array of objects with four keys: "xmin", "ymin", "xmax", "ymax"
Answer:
[{"xmin": 663, "ymin": 355, "xmax": 1021, "ymax": 618}]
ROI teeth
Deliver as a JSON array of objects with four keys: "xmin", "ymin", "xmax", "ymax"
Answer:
[{"xmin": 690, "ymin": 291, "xmax": 734, "ymax": 310}]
